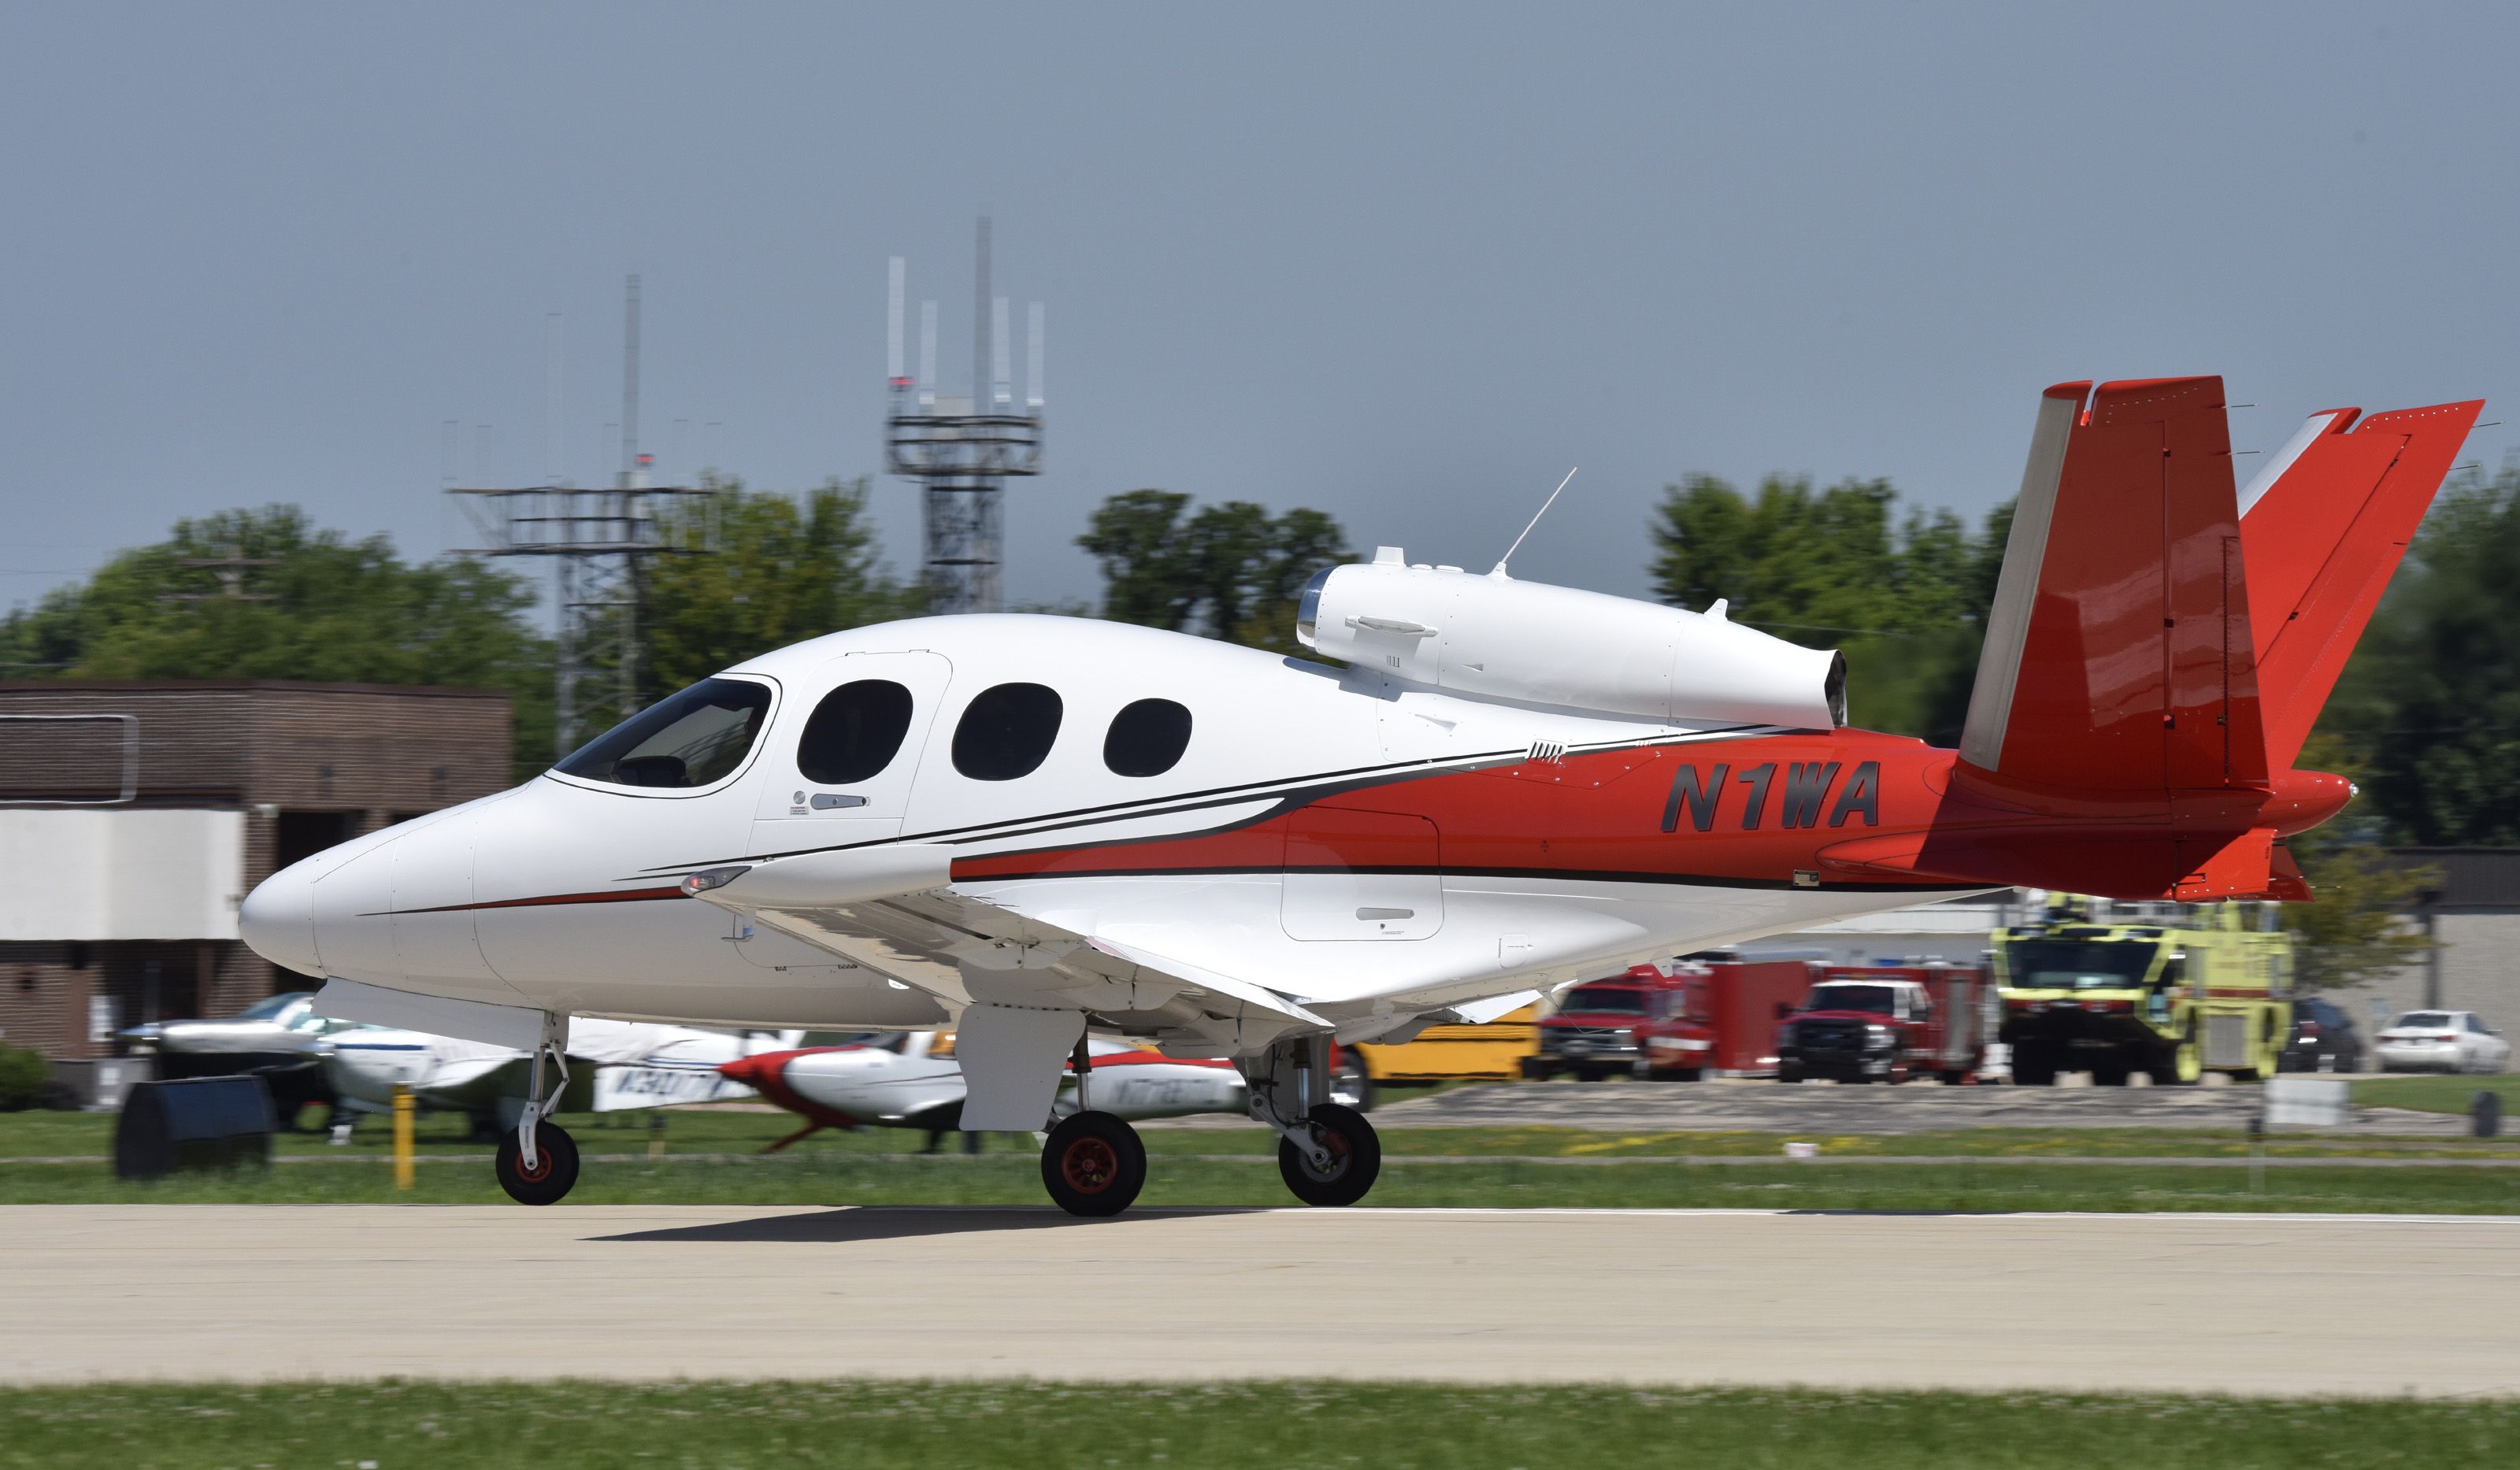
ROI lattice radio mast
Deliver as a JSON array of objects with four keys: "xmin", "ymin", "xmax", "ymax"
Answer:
[
  {"xmin": 886, "ymin": 217, "xmax": 1044, "ymax": 613},
  {"xmin": 448, "ymin": 275, "xmax": 718, "ymax": 756}
]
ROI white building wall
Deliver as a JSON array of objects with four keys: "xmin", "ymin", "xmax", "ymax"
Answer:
[{"xmin": 0, "ymin": 809, "xmax": 244, "ymax": 940}]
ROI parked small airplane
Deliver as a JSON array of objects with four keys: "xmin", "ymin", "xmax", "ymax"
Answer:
[
  {"xmin": 718, "ymin": 1032, "xmax": 1247, "ymax": 1153},
  {"xmin": 325, "ymin": 1018, "xmax": 795, "ymax": 1141},
  {"xmin": 120, "ymin": 990, "xmax": 366, "ymax": 1120},
  {"xmin": 239, "ymin": 378, "xmax": 2478, "ymax": 1215}
]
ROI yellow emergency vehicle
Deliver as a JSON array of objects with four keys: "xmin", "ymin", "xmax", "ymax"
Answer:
[{"xmin": 1992, "ymin": 898, "xmax": 2292, "ymax": 1086}]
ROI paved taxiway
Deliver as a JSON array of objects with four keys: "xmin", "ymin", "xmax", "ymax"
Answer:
[{"xmin": 7, "ymin": 1205, "xmax": 2514, "ymax": 1394}]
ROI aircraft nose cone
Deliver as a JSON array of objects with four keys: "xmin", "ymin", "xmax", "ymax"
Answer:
[{"xmin": 239, "ymin": 862, "xmax": 321, "ymax": 979}]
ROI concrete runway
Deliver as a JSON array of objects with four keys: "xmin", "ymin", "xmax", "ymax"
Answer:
[{"xmin": 7, "ymin": 1205, "xmax": 2515, "ymax": 1395}]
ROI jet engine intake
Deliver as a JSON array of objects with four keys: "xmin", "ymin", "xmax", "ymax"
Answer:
[{"xmin": 1297, "ymin": 554, "xmax": 1844, "ymax": 728}]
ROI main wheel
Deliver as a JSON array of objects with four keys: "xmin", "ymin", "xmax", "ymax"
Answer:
[
  {"xmin": 1278, "ymin": 1102, "xmax": 1381, "ymax": 1207},
  {"xmin": 495, "ymin": 1120, "xmax": 580, "ymax": 1205},
  {"xmin": 1040, "ymin": 1110, "xmax": 1146, "ymax": 1217}
]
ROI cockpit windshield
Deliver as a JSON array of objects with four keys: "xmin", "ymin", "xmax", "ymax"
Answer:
[{"xmin": 556, "ymin": 678, "xmax": 773, "ymax": 790}]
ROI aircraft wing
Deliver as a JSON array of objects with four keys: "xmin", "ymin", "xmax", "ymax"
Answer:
[{"xmin": 692, "ymin": 836, "xmax": 1662, "ymax": 1054}]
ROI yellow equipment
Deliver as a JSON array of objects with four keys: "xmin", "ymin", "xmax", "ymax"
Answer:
[
  {"xmin": 1340, "ymin": 1004, "xmax": 1542, "ymax": 1107},
  {"xmin": 1993, "ymin": 896, "xmax": 2292, "ymax": 1086}
]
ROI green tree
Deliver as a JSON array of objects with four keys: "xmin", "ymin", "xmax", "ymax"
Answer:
[
  {"xmin": 636, "ymin": 476, "xmax": 917, "ymax": 697},
  {"xmin": 1077, "ymin": 491, "xmax": 1351, "ymax": 652},
  {"xmin": 1647, "ymin": 475, "xmax": 2011, "ymax": 741},
  {"xmin": 2279, "ymin": 739, "xmax": 2439, "ymax": 990},
  {"xmin": 0, "ymin": 505, "xmax": 555, "ymax": 774},
  {"xmin": 1077, "ymin": 491, "xmax": 1202, "ymax": 631}
]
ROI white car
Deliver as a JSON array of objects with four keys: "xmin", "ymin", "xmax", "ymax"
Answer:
[{"xmin": 2374, "ymin": 1011, "xmax": 2511, "ymax": 1074}]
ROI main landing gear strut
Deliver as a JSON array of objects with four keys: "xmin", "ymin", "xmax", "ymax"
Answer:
[
  {"xmin": 495, "ymin": 1016, "xmax": 579, "ymax": 1206},
  {"xmin": 1034, "ymin": 1033, "xmax": 1382, "ymax": 1218}
]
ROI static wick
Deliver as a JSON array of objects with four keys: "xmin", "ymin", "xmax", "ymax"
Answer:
[{"xmin": 1489, "ymin": 467, "xmax": 1580, "ymax": 579}]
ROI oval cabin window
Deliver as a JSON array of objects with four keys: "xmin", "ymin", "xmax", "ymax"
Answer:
[
  {"xmin": 1102, "ymin": 698, "xmax": 1192, "ymax": 778},
  {"xmin": 951, "ymin": 683, "xmax": 1064, "ymax": 781},
  {"xmin": 795, "ymin": 679, "xmax": 914, "ymax": 785}
]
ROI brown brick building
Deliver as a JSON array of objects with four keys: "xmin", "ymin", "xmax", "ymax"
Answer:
[{"xmin": 0, "ymin": 682, "xmax": 511, "ymax": 1057}]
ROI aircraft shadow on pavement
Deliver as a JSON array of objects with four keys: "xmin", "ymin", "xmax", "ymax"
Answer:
[{"xmin": 588, "ymin": 1206, "xmax": 1262, "ymax": 1245}]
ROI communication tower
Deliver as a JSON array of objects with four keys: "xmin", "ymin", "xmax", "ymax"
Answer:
[
  {"xmin": 886, "ymin": 217, "xmax": 1045, "ymax": 613},
  {"xmin": 448, "ymin": 275, "xmax": 718, "ymax": 756}
]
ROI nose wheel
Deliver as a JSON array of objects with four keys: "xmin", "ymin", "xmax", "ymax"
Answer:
[
  {"xmin": 495, "ymin": 1120, "xmax": 580, "ymax": 1205},
  {"xmin": 1040, "ymin": 1110, "xmax": 1147, "ymax": 1216},
  {"xmin": 1277, "ymin": 1102, "xmax": 1380, "ymax": 1207}
]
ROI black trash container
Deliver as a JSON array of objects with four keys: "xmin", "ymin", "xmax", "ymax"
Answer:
[{"xmin": 114, "ymin": 1076, "xmax": 275, "ymax": 1180}]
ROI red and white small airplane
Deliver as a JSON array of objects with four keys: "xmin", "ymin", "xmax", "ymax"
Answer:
[
  {"xmin": 240, "ymin": 377, "xmax": 2476, "ymax": 1215},
  {"xmin": 717, "ymin": 1033, "xmax": 1247, "ymax": 1153}
]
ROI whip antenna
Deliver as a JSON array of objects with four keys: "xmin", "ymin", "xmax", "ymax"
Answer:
[{"xmin": 1489, "ymin": 467, "xmax": 1578, "ymax": 578}]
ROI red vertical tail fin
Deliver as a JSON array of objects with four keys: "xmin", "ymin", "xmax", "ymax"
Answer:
[
  {"xmin": 1957, "ymin": 376, "xmax": 2267, "ymax": 802},
  {"xmin": 2236, "ymin": 399, "xmax": 2483, "ymax": 767}
]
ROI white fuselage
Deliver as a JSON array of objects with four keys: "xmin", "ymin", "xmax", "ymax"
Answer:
[{"xmin": 241, "ymin": 613, "xmax": 1944, "ymax": 1057}]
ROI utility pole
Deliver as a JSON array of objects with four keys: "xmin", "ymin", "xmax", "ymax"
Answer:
[
  {"xmin": 447, "ymin": 275, "xmax": 717, "ymax": 755},
  {"xmin": 886, "ymin": 217, "xmax": 1045, "ymax": 613}
]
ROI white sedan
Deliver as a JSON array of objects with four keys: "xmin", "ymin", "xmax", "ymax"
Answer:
[{"xmin": 2374, "ymin": 1011, "xmax": 2512, "ymax": 1074}]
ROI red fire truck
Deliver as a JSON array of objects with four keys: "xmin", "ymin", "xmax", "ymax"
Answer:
[
  {"xmin": 1615, "ymin": 958, "xmax": 1820, "ymax": 1080},
  {"xmin": 1773, "ymin": 965, "xmax": 1992, "ymax": 1084}
]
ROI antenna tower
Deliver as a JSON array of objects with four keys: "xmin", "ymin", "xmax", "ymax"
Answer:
[
  {"xmin": 886, "ymin": 217, "xmax": 1044, "ymax": 613},
  {"xmin": 448, "ymin": 274, "xmax": 718, "ymax": 756}
]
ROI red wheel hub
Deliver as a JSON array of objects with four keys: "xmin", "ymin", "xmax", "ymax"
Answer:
[
  {"xmin": 513, "ymin": 1146, "xmax": 552, "ymax": 1183},
  {"xmin": 1060, "ymin": 1137, "xmax": 1118, "ymax": 1194}
]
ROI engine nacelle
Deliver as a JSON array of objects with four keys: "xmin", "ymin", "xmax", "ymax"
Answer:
[{"xmin": 1296, "ymin": 550, "xmax": 1844, "ymax": 728}]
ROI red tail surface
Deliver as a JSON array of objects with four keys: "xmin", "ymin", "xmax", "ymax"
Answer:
[
  {"xmin": 1904, "ymin": 376, "xmax": 2480, "ymax": 902},
  {"xmin": 2236, "ymin": 399, "xmax": 2483, "ymax": 767},
  {"xmin": 1957, "ymin": 376, "xmax": 2268, "ymax": 799}
]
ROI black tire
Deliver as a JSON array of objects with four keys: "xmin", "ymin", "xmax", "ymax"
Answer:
[
  {"xmin": 2092, "ymin": 1062, "xmax": 2131, "ymax": 1087},
  {"xmin": 1936, "ymin": 1070, "xmax": 1970, "ymax": 1087},
  {"xmin": 2012, "ymin": 1049, "xmax": 2058, "ymax": 1087},
  {"xmin": 1575, "ymin": 1065, "xmax": 1605, "ymax": 1083},
  {"xmin": 494, "ymin": 1121, "xmax": 580, "ymax": 1206},
  {"xmin": 1777, "ymin": 1062, "xmax": 1804, "ymax": 1083},
  {"xmin": 1330, "ymin": 1052, "xmax": 1377, "ymax": 1113},
  {"xmin": 1040, "ymin": 1110, "xmax": 1146, "ymax": 1217},
  {"xmin": 1520, "ymin": 1059, "xmax": 1554, "ymax": 1082},
  {"xmin": 1277, "ymin": 1102, "xmax": 1381, "ymax": 1207},
  {"xmin": 1670, "ymin": 1067, "xmax": 1704, "ymax": 1083}
]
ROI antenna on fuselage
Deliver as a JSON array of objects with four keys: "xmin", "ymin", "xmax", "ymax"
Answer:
[{"xmin": 1488, "ymin": 467, "xmax": 1579, "ymax": 579}]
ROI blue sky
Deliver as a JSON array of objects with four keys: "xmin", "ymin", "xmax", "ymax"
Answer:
[{"xmin": 6, "ymin": 2, "xmax": 2515, "ymax": 617}]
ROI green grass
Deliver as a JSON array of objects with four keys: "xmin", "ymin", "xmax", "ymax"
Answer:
[
  {"xmin": 6, "ymin": 1150, "xmax": 2518, "ymax": 1213},
  {"xmin": 9, "ymin": 1106, "xmax": 2519, "ymax": 1164},
  {"xmin": 2355, "ymin": 1075, "xmax": 2520, "ymax": 1114},
  {"xmin": 0, "ymin": 1380, "xmax": 2512, "ymax": 1468}
]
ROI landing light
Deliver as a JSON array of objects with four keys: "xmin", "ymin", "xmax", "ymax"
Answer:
[{"xmin": 680, "ymin": 865, "xmax": 752, "ymax": 897}]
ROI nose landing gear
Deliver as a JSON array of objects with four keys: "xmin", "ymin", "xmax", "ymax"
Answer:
[{"xmin": 495, "ymin": 1016, "xmax": 580, "ymax": 1206}]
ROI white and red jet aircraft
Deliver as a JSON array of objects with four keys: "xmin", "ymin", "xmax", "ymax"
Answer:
[{"xmin": 239, "ymin": 377, "xmax": 2477, "ymax": 1215}]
